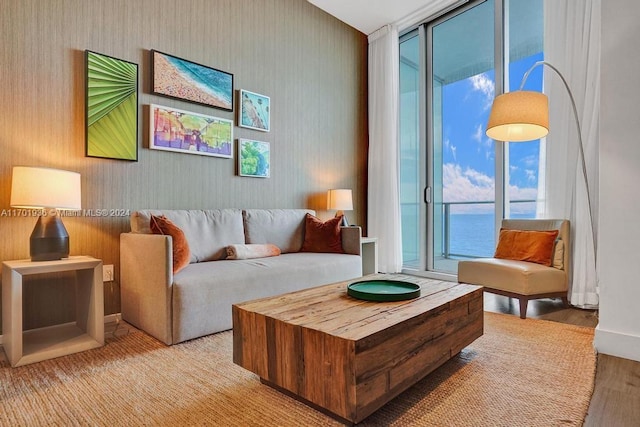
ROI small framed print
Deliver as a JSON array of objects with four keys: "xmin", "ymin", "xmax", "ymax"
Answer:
[
  {"xmin": 238, "ymin": 139, "xmax": 270, "ymax": 178},
  {"xmin": 149, "ymin": 104, "xmax": 233, "ymax": 158},
  {"xmin": 239, "ymin": 89, "xmax": 270, "ymax": 132}
]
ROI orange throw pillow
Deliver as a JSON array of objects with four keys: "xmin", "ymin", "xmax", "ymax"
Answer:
[
  {"xmin": 300, "ymin": 213, "xmax": 344, "ymax": 253},
  {"xmin": 150, "ymin": 215, "xmax": 191, "ymax": 274},
  {"xmin": 494, "ymin": 229, "xmax": 559, "ymax": 266}
]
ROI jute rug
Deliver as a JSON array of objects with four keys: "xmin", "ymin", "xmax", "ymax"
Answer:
[{"xmin": 0, "ymin": 312, "xmax": 595, "ymax": 426}]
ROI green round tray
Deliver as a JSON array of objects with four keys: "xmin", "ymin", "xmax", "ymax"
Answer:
[{"xmin": 347, "ymin": 279, "xmax": 421, "ymax": 302}]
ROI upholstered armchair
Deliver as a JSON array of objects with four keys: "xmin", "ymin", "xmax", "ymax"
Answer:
[{"xmin": 458, "ymin": 219, "xmax": 570, "ymax": 319}]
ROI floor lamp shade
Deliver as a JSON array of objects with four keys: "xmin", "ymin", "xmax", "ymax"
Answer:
[
  {"xmin": 486, "ymin": 91, "xmax": 549, "ymax": 142},
  {"xmin": 10, "ymin": 166, "xmax": 82, "ymax": 261}
]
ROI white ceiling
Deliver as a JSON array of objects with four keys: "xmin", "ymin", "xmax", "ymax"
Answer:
[{"xmin": 308, "ymin": 0, "xmax": 438, "ymax": 35}]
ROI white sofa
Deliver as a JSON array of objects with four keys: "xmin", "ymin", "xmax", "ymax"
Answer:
[{"xmin": 120, "ymin": 209, "xmax": 362, "ymax": 344}]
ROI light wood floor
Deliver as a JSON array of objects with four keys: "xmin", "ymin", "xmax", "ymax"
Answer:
[{"xmin": 484, "ymin": 293, "xmax": 640, "ymax": 426}]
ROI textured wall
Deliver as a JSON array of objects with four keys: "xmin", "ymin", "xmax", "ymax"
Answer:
[{"xmin": 0, "ymin": 0, "xmax": 368, "ymax": 327}]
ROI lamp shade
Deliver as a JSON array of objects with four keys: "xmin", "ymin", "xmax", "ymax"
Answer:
[
  {"xmin": 10, "ymin": 166, "xmax": 81, "ymax": 210},
  {"xmin": 327, "ymin": 189, "xmax": 353, "ymax": 211},
  {"xmin": 486, "ymin": 91, "xmax": 549, "ymax": 142}
]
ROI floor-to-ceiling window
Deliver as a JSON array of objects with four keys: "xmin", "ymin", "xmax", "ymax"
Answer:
[
  {"xmin": 430, "ymin": 0, "xmax": 496, "ymax": 272},
  {"xmin": 399, "ymin": 32, "xmax": 423, "ymax": 269},
  {"xmin": 399, "ymin": 0, "xmax": 543, "ymax": 275}
]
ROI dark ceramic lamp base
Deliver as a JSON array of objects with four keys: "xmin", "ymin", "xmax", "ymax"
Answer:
[{"xmin": 29, "ymin": 215, "xmax": 69, "ymax": 261}]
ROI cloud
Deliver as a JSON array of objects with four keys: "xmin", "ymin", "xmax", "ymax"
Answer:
[
  {"xmin": 444, "ymin": 138, "xmax": 457, "ymax": 161},
  {"xmin": 473, "ymin": 123, "xmax": 492, "ymax": 148},
  {"xmin": 521, "ymin": 154, "xmax": 538, "ymax": 168},
  {"xmin": 472, "ymin": 124, "xmax": 483, "ymax": 143},
  {"xmin": 525, "ymin": 169, "xmax": 536, "ymax": 182},
  {"xmin": 442, "ymin": 163, "xmax": 537, "ymax": 214},
  {"xmin": 507, "ymin": 184, "xmax": 538, "ymax": 214},
  {"xmin": 472, "ymin": 123, "xmax": 493, "ymax": 161},
  {"xmin": 443, "ymin": 163, "xmax": 494, "ymax": 205},
  {"xmin": 469, "ymin": 73, "xmax": 495, "ymax": 110}
]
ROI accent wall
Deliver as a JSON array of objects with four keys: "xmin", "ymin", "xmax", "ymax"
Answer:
[{"xmin": 0, "ymin": 0, "xmax": 368, "ymax": 329}]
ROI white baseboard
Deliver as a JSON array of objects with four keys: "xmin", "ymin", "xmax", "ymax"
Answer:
[
  {"xmin": 594, "ymin": 325, "xmax": 640, "ymax": 362},
  {"xmin": 0, "ymin": 313, "xmax": 122, "ymax": 346}
]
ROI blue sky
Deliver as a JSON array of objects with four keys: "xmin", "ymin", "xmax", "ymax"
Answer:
[{"xmin": 441, "ymin": 52, "xmax": 544, "ymax": 213}]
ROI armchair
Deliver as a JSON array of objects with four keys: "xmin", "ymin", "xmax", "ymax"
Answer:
[{"xmin": 458, "ymin": 219, "xmax": 570, "ymax": 319}]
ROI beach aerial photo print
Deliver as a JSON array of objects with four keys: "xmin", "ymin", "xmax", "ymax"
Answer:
[{"xmin": 151, "ymin": 50, "xmax": 233, "ymax": 111}]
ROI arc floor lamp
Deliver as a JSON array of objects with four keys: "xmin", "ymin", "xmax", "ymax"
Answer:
[{"xmin": 485, "ymin": 60, "xmax": 596, "ymax": 260}]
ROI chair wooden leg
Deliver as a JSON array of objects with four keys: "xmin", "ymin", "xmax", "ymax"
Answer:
[{"xmin": 519, "ymin": 298, "xmax": 528, "ymax": 319}]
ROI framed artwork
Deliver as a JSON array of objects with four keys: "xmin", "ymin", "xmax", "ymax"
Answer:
[
  {"xmin": 151, "ymin": 50, "xmax": 233, "ymax": 111},
  {"xmin": 85, "ymin": 50, "xmax": 138, "ymax": 161},
  {"xmin": 239, "ymin": 89, "xmax": 270, "ymax": 132},
  {"xmin": 149, "ymin": 104, "xmax": 233, "ymax": 158},
  {"xmin": 238, "ymin": 139, "xmax": 270, "ymax": 178}
]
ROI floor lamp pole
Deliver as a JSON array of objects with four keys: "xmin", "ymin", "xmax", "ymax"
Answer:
[{"xmin": 520, "ymin": 61, "xmax": 596, "ymax": 262}]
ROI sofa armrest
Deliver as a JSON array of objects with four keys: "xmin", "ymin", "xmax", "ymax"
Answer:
[
  {"xmin": 341, "ymin": 226, "xmax": 362, "ymax": 255},
  {"xmin": 120, "ymin": 233, "xmax": 174, "ymax": 345}
]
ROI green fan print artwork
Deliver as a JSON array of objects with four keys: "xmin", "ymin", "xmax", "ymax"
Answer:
[{"xmin": 86, "ymin": 51, "xmax": 138, "ymax": 161}]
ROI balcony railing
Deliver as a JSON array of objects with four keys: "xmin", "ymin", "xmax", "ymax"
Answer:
[
  {"xmin": 400, "ymin": 199, "xmax": 537, "ymax": 267},
  {"xmin": 441, "ymin": 199, "xmax": 536, "ymax": 259}
]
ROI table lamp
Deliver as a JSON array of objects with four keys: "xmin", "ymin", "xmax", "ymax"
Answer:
[
  {"xmin": 327, "ymin": 189, "xmax": 353, "ymax": 226},
  {"xmin": 10, "ymin": 166, "xmax": 82, "ymax": 261}
]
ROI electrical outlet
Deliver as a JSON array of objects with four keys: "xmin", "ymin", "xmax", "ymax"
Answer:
[{"xmin": 103, "ymin": 264, "xmax": 114, "ymax": 282}]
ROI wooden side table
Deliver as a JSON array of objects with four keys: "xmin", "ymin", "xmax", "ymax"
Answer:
[
  {"xmin": 2, "ymin": 256, "xmax": 104, "ymax": 367},
  {"xmin": 361, "ymin": 237, "xmax": 378, "ymax": 275}
]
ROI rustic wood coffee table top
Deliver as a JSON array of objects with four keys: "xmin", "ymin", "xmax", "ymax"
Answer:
[{"xmin": 233, "ymin": 274, "xmax": 483, "ymax": 424}]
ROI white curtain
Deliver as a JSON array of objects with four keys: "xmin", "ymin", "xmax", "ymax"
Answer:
[
  {"xmin": 538, "ymin": 0, "xmax": 600, "ymax": 308},
  {"xmin": 368, "ymin": 25, "xmax": 402, "ymax": 273}
]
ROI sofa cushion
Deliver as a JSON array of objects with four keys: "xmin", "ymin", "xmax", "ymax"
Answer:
[
  {"xmin": 170, "ymin": 252, "xmax": 362, "ymax": 342},
  {"xmin": 150, "ymin": 215, "xmax": 191, "ymax": 273},
  {"xmin": 243, "ymin": 209, "xmax": 314, "ymax": 253},
  {"xmin": 494, "ymin": 228, "xmax": 559, "ymax": 267},
  {"xmin": 131, "ymin": 209, "xmax": 245, "ymax": 263},
  {"xmin": 300, "ymin": 213, "xmax": 344, "ymax": 253}
]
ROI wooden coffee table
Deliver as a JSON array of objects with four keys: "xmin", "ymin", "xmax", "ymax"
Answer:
[{"xmin": 232, "ymin": 275, "xmax": 483, "ymax": 424}]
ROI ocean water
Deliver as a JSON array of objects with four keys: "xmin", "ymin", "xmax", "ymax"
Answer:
[
  {"xmin": 449, "ymin": 214, "xmax": 496, "ymax": 258},
  {"xmin": 168, "ymin": 56, "xmax": 232, "ymax": 105},
  {"xmin": 401, "ymin": 210, "xmax": 535, "ymax": 263},
  {"xmin": 449, "ymin": 213, "xmax": 534, "ymax": 258}
]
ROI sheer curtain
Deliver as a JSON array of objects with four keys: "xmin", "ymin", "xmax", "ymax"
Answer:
[
  {"xmin": 368, "ymin": 24, "xmax": 402, "ymax": 273},
  {"xmin": 538, "ymin": 0, "xmax": 600, "ymax": 308}
]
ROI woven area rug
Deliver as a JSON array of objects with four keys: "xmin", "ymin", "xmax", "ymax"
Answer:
[{"xmin": 0, "ymin": 312, "xmax": 595, "ymax": 426}]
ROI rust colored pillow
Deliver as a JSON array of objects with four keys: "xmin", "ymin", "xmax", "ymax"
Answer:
[
  {"xmin": 300, "ymin": 213, "xmax": 344, "ymax": 253},
  {"xmin": 150, "ymin": 215, "xmax": 191, "ymax": 274},
  {"xmin": 494, "ymin": 228, "xmax": 559, "ymax": 266}
]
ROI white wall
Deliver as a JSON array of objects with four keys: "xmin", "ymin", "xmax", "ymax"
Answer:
[{"xmin": 594, "ymin": 0, "xmax": 640, "ymax": 362}]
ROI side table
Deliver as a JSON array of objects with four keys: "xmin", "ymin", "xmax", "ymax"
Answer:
[
  {"xmin": 2, "ymin": 256, "xmax": 104, "ymax": 367},
  {"xmin": 361, "ymin": 237, "xmax": 378, "ymax": 275}
]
